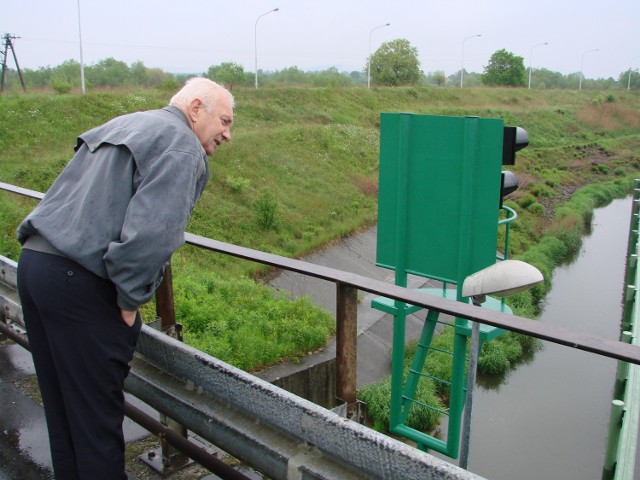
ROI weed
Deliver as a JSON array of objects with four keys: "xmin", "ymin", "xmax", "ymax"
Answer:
[
  {"xmin": 225, "ymin": 175, "xmax": 251, "ymax": 192},
  {"xmin": 254, "ymin": 189, "xmax": 279, "ymax": 230}
]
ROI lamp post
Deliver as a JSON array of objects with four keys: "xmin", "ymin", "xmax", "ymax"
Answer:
[
  {"xmin": 460, "ymin": 34, "xmax": 481, "ymax": 88},
  {"xmin": 579, "ymin": 48, "xmax": 599, "ymax": 90},
  {"xmin": 77, "ymin": 0, "xmax": 85, "ymax": 95},
  {"xmin": 367, "ymin": 23, "xmax": 390, "ymax": 89},
  {"xmin": 458, "ymin": 260, "xmax": 544, "ymax": 470},
  {"xmin": 628, "ymin": 55, "xmax": 640, "ymax": 91},
  {"xmin": 528, "ymin": 42, "xmax": 548, "ymax": 89},
  {"xmin": 254, "ymin": 7, "xmax": 279, "ymax": 89}
]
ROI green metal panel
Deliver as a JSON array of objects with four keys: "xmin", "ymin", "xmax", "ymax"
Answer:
[
  {"xmin": 376, "ymin": 113, "xmax": 504, "ymax": 285},
  {"xmin": 375, "ymin": 113, "xmax": 508, "ymax": 459}
]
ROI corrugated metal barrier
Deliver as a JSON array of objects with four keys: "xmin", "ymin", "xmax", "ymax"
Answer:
[{"xmin": 602, "ymin": 180, "xmax": 640, "ymax": 480}]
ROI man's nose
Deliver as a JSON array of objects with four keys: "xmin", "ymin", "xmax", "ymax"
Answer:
[{"xmin": 222, "ymin": 129, "xmax": 231, "ymax": 142}]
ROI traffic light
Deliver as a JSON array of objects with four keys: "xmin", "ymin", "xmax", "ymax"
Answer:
[
  {"xmin": 502, "ymin": 126, "xmax": 528, "ymax": 166},
  {"xmin": 500, "ymin": 126, "xmax": 528, "ymax": 207},
  {"xmin": 500, "ymin": 170, "xmax": 518, "ymax": 208}
]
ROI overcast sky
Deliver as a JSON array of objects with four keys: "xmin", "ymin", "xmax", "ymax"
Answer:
[{"xmin": 2, "ymin": 0, "xmax": 638, "ymax": 80}]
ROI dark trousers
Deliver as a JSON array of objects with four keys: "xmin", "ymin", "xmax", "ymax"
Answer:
[{"xmin": 17, "ymin": 249, "xmax": 142, "ymax": 480}]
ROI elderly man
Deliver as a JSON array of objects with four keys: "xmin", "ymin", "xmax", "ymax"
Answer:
[{"xmin": 16, "ymin": 77, "xmax": 233, "ymax": 479}]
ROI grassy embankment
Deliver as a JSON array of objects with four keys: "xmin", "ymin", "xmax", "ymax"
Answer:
[{"xmin": 1, "ymin": 87, "xmax": 639, "ymax": 430}]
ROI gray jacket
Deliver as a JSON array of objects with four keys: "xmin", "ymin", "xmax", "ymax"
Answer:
[{"xmin": 18, "ymin": 106, "xmax": 210, "ymax": 311}]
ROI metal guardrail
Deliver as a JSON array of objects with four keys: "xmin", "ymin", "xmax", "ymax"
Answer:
[
  {"xmin": 3, "ymin": 181, "xmax": 640, "ymax": 479},
  {"xmin": 0, "ymin": 253, "xmax": 485, "ymax": 480},
  {"xmin": 602, "ymin": 183, "xmax": 640, "ymax": 480}
]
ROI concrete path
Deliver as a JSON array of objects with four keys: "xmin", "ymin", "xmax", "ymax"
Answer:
[{"xmin": 260, "ymin": 226, "xmax": 437, "ymax": 387}]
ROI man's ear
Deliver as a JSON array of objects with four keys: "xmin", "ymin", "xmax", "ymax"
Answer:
[{"xmin": 187, "ymin": 98, "xmax": 203, "ymax": 122}]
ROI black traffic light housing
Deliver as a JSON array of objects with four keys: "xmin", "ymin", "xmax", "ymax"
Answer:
[
  {"xmin": 502, "ymin": 126, "xmax": 529, "ymax": 166},
  {"xmin": 499, "ymin": 171, "xmax": 519, "ymax": 208},
  {"xmin": 500, "ymin": 126, "xmax": 528, "ymax": 207}
]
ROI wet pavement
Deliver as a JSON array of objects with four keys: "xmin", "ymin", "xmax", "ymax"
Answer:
[
  {"xmin": 0, "ymin": 342, "xmax": 53, "ymax": 479},
  {"xmin": 0, "ymin": 338, "xmax": 154, "ymax": 479}
]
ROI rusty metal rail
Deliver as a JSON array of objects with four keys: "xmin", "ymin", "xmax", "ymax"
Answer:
[{"xmin": 184, "ymin": 231, "xmax": 640, "ymax": 366}]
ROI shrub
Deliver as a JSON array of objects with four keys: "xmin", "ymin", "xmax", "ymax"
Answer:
[
  {"xmin": 358, "ymin": 343, "xmax": 445, "ymax": 433},
  {"xmin": 155, "ymin": 78, "xmax": 181, "ymax": 92},
  {"xmin": 254, "ymin": 189, "xmax": 278, "ymax": 230},
  {"xmin": 517, "ymin": 194, "xmax": 537, "ymax": 209},
  {"xmin": 527, "ymin": 202, "xmax": 545, "ymax": 215},
  {"xmin": 225, "ymin": 175, "xmax": 251, "ymax": 192},
  {"xmin": 529, "ymin": 182, "xmax": 555, "ymax": 198},
  {"xmin": 50, "ymin": 78, "xmax": 72, "ymax": 94},
  {"xmin": 358, "ymin": 379, "xmax": 392, "ymax": 432},
  {"xmin": 478, "ymin": 340, "xmax": 511, "ymax": 375}
]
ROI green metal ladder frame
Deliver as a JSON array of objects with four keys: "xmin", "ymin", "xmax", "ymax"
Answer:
[{"xmin": 371, "ymin": 206, "xmax": 517, "ymax": 458}]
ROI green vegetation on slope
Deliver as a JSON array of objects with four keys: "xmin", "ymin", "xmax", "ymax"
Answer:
[{"xmin": 1, "ymin": 87, "xmax": 639, "ymax": 377}]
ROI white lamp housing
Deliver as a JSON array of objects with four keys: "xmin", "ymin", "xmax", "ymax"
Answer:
[{"xmin": 462, "ymin": 259, "xmax": 543, "ymax": 299}]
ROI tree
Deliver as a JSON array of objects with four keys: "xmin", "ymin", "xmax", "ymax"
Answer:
[
  {"xmin": 205, "ymin": 62, "xmax": 246, "ymax": 91},
  {"xmin": 51, "ymin": 60, "xmax": 81, "ymax": 87},
  {"xmin": 86, "ymin": 57, "xmax": 131, "ymax": 87},
  {"xmin": 308, "ymin": 67, "xmax": 352, "ymax": 87},
  {"xmin": 145, "ymin": 68, "xmax": 173, "ymax": 87},
  {"xmin": 481, "ymin": 49, "xmax": 526, "ymax": 87},
  {"xmin": 271, "ymin": 66, "xmax": 307, "ymax": 84},
  {"xmin": 529, "ymin": 67, "xmax": 565, "ymax": 89},
  {"xmin": 130, "ymin": 60, "xmax": 149, "ymax": 86},
  {"xmin": 426, "ymin": 70, "xmax": 446, "ymax": 87},
  {"xmin": 368, "ymin": 39, "xmax": 423, "ymax": 86},
  {"xmin": 620, "ymin": 69, "xmax": 640, "ymax": 89},
  {"xmin": 349, "ymin": 70, "xmax": 366, "ymax": 85}
]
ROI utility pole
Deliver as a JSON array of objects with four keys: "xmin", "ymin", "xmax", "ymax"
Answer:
[{"xmin": 1, "ymin": 33, "xmax": 26, "ymax": 93}]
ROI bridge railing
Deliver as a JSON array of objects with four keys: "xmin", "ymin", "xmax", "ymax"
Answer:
[
  {"xmin": 602, "ymin": 181, "xmax": 640, "ymax": 480},
  {"xmin": 2, "ymin": 181, "xmax": 640, "ymax": 479}
]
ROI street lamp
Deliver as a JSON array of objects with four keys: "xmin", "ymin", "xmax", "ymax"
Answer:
[
  {"xmin": 579, "ymin": 48, "xmax": 599, "ymax": 90},
  {"xmin": 628, "ymin": 55, "xmax": 640, "ymax": 91},
  {"xmin": 254, "ymin": 7, "xmax": 279, "ymax": 89},
  {"xmin": 460, "ymin": 34, "xmax": 481, "ymax": 88},
  {"xmin": 458, "ymin": 260, "xmax": 544, "ymax": 469},
  {"xmin": 528, "ymin": 42, "xmax": 548, "ymax": 89},
  {"xmin": 367, "ymin": 23, "xmax": 390, "ymax": 89},
  {"xmin": 77, "ymin": 0, "xmax": 85, "ymax": 95}
]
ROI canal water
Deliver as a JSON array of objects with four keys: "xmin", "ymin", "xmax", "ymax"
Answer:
[{"xmin": 460, "ymin": 196, "xmax": 635, "ymax": 479}]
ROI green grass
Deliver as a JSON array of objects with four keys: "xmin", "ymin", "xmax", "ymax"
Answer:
[
  {"xmin": 175, "ymin": 273, "xmax": 335, "ymax": 371},
  {"xmin": 1, "ymin": 86, "xmax": 640, "ymax": 378}
]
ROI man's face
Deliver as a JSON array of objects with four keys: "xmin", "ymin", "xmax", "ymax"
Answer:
[{"xmin": 191, "ymin": 95, "xmax": 233, "ymax": 155}]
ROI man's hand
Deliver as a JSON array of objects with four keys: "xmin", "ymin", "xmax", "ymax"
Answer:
[{"xmin": 120, "ymin": 309, "xmax": 137, "ymax": 327}]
